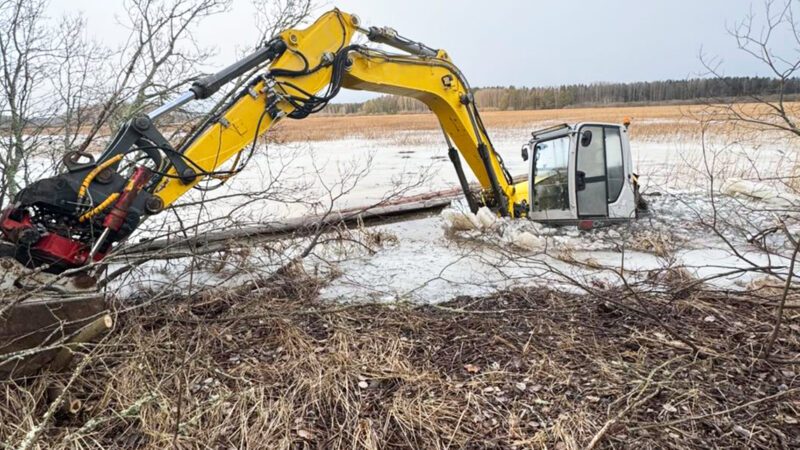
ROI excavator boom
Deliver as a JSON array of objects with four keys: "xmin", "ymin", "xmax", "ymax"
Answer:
[{"xmin": 153, "ymin": 10, "xmax": 522, "ymax": 212}]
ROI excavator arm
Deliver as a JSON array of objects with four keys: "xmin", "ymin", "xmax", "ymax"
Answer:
[
  {"xmin": 156, "ymin": 10, "xmax": 524, "ymax": 210},
  {"xmin": 0, "ymin": 9, "xmax": 527, "ymax": 273}
]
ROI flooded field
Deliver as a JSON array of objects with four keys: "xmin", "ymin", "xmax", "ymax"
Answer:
[{"xmin": 98, "ymin": 108, "xmax": 800, "ymax": 303}]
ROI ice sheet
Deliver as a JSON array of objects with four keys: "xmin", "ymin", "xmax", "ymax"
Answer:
[{"xmin": 10, "ymin": 125, "xmax": 797, "ymax": 304}]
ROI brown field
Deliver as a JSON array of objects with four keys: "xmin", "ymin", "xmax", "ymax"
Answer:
[
  {"xmin": 271, "ymin": 102, "xmax": 798, "ymax": 143},
  {"xmin": 22, "ymin": 102, "xmax": 796, "ymax": 150}
]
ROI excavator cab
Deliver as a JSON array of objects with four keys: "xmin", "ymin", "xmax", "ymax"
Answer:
[{"xmin": 522, "ymin": 123, "xmax": 640, "ymax": 226}]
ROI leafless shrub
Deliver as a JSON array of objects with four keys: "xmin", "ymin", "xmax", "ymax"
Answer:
[
  {"xmin": 0, "ymin": 0, "xmax": 52, "ymax": 208},
  {"xmin": 3, "ymin": 273, "xmax": 798, "ymax": 448},
  {"xmin": 0, "ymin": 0, "xmax": 234, "ymax": 210},
  {"xmin": 693, "ymin": 0, "xmax": 800, "ymax": 358}
]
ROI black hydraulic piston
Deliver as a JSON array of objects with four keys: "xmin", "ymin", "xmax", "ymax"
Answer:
[
  {"xmin": 190, "ymin": 39, "xmax": 288, "ymax": 99},
  {"xmin": 448, "ymin": 147, "xmax": 480, "ymax": 214},
  {"xmin": 366, "ymin": 27, "xmax": 438, "ymax": 57}
]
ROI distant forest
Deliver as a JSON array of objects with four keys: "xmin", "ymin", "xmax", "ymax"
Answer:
[{"xmin": 324, "ymin": 77, "xmax": 800, "ymax": 115}]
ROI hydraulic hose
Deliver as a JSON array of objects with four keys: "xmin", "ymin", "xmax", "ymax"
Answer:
[{"xmin": 77, "ymin": 154, "xmax": 124, "ymax": 201}]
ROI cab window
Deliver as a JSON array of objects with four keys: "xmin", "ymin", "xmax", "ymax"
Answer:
[
  {"xmin": 605, "ymin": 127, "xmax": 624, "ymax": 202},
  {"xmin": 532, "ymin": 136, "xmax": 570, "ymax": 211}
]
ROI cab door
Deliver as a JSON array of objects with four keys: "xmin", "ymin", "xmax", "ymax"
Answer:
[
  {"xmin": 575, "ymin": 125, "xmax": 608, "ymax": 218},
  {"xmin": 528, "ymin": 133, "xmax": 576, "ymax": 222},
  {"xmin": 575, "ymin": 124, "xmax": 636, "ymax": 220}
]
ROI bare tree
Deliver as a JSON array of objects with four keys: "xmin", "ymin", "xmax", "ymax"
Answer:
[
  {"xmin": 0, "ymin": 0, "xmax": 51, "ymax": 209},
  {"xmin": 76, "ymin": 0, "xmax": 230, "ymax": 151},
  {"xmin": 50, "ymin": 14, "xmax": 110, "ymax": 155},
  {"xmin": 696, "ymin": 0, "xmax": 800, "ymax": 358},
  {"xmin": 701, "ymin": 0, "xmax": 800, "ymax": 142}
]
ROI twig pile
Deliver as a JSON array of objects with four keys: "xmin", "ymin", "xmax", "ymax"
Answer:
[{"xmin": 1, "ymin": 270, "xmax": 799, "ymax": 449}]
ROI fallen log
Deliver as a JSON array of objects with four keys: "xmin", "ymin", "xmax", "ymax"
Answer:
[{"xmin": 118, "ymin": 186, "xmax": 467, "ymax": 257}]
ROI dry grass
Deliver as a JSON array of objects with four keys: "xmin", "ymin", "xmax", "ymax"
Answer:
[
  {"xmin": 25, "ymin": 102, "xmax": 797, "ymax": 152},
  {"xmin": 271, "ymin": 102, "xmax": 800, "ymax": 143},
  {"xmin": 2, "ymin": 268, "xmax": 799, "ymax": 449}
]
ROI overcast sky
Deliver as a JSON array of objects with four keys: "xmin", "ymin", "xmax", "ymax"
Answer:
[{"xmin": 50, "ymin": 0, "xmax": 785, "ymax": 102}]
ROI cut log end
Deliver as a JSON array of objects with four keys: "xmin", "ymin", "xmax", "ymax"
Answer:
[
  {"xmin": 47, "ymin": 386, "xmax": 83, "ymax": 416},
  {"xmin": 67, "ymin": 398, "xmax": 82, "ymax": 415},
  {"xmin": 49, "ymin": 313, "xmax": 115, "ymax": 372}
]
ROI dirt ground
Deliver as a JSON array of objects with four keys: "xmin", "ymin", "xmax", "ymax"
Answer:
[{"xmin": 2, "ymin": 268, "xmax": 798, "ymax": 449}]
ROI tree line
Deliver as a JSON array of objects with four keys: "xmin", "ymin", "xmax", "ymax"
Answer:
[{"xmin": 322, "ymin": 76, "xmax": 800, "ymax": 115}]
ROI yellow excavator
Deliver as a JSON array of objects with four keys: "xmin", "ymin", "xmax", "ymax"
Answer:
[{"xmin": 0, "ymin": 9, "xmax": 642, "ymax": 278}]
